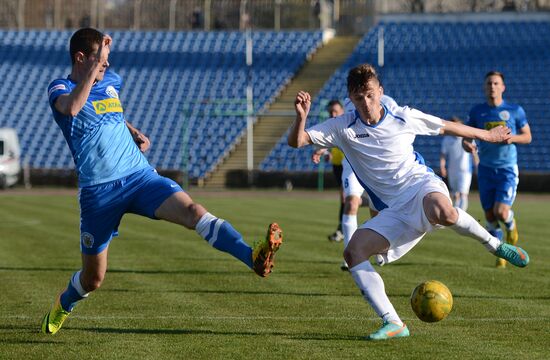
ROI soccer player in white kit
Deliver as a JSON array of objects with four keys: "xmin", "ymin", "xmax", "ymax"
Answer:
[
  {"xmin": 313, "ymin": 98, "xmax": 382, "ymax": 270},
  {"xmin": 440, "ymin": 116, "xmax": 476, "ymax": 210},
  {"xmin": 339, "ymin": 96, "xmax": 396, "ymax": 270},
  {"xmin": 288, "ymin": 64, "xmax": 530, "ymax": 340}
]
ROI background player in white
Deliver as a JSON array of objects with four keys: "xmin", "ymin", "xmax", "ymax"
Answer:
[
  {"xmin": 312, "ymin": 100, "xmax": 347, "ymax": 243},
  {"xmin": 288, "ymin": 63, "xmax": 529, "ymax": 341},
  {"xmin": 312, "ymin": 99, "xmax": 379, "ymax": 271},
  {"xmin": 440, "ymin": 116, "xmax": 477, "ymax": 210}
]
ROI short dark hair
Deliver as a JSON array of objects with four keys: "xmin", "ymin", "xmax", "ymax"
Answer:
[
  {"xmin": 347, "ymin": 64, "xmax": 380, "ymax": 94},
  {"xmin": 69, "ymin": 28, "xmax": 104, "ymax": 64},
  {"xmin": 326, "ymin": 99, "xmax": 343, "ymax": 110},
  {"xmin": 485, "ymin": 70, "xmax": 505, "ymax": 82}
]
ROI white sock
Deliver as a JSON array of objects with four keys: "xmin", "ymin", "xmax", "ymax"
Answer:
[
  {"xmin": 504, "ymin": 210, "xmax": 515, "ymax": 230},
  {"xmin": 71, "ymin": 270, "xmax": 89, "ymax": 298},
  {"xmin": 457, "ymin": 194, "xmax": 468, "ymax": 211},
  {"xmin": 450, "ymin": 207, "xmax": 501, "ymax": 253},
  {"xmin": 342, "ymin": 214, "xmax": 357, "ymax": 249},
  {"xmin": 195, "ymin": 212, "xmax": 217, "ymax": 239},
  {"xmin": 350, "ymin": 261, "xmax": 402, "ymax": 325}
]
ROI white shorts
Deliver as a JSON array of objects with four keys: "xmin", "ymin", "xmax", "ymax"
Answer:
[
  {"xmin": 447, "ymin": 170, "xmax": 472, "ymax": 194},
  {"xmin": 342, "ymin": 158, "xmax": 377, "ymax": 211},
  {"xmin": 359, "ymin": 176, "xmax": 450, "ymax": 264}
]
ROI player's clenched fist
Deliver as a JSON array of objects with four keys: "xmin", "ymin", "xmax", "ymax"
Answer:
[
  {"xmin": 486, "ymin": 125, "xmax": 512, "ymax": 144},
  {"xmin": 294, "ymin": 91, "xmax": 311, "ymax": 119}
]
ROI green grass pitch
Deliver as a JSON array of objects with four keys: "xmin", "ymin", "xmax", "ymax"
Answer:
[{"xmin": 0, "ymin": 190, "xmax": 549, "ymax": 359}]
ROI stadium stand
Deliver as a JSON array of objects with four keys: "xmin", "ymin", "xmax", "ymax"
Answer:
[
  {"xmin": 261, "ymin": 18, "xmax": 550, "ymax": 172},
  {"xmin": 0, "ymin": 30, "xmax": 323, "ymax": 179}
]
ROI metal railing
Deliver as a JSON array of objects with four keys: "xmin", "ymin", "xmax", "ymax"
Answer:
[
  {"xmin": 0, "ymin": 0, "xmax": 358, "ymax": 31},
  {"xmin": 2, "ymin": 0, "xmax": 548, "ymax": 33}
]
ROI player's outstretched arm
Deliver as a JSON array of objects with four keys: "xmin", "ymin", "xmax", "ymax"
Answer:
[
  {"xmin": 509, "ymin": 124, "xmax": 532, "ymax": 145},
  {"xmin": 461, "ymin": 138, "xmax": 477, "ymax": 153},
  {"xmin": 288, "ymin": 91, "xmax": 313, "ymax": 148},
  {"xmin": 126, "ymin": 121, "xmax": 151, "ymax": 152},
  {"xmin": 55, "ymin": 35, "xmax": 112, "ymax": 116},
  {"xmin": 441, "ymin": 120, "xmax": 511, "ymax": 144},
  {"xmin": 311, "ymin": 148, "xmax": 329, "ymax": 164}
]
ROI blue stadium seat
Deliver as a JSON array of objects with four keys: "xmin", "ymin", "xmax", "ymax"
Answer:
[
  {"xmin": 261, "ymin": 19, "xmax": 550, "ymax": 173},
  {"xmin": 0, "ymin": 30, "xmax": 323, "ymax": 179}
]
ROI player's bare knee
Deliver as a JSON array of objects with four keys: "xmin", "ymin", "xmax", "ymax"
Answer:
[
  {"xmin": 343, "ymin": 246, "xmax": 354, "ymax": 264},
  {"xmin": 185, "ymin": 202, "xmax": 206, "ymax": 229},
  {"xmin": 344, "ymin": 196, "xmax": 361, "ymax": 214},
  {"xmin": 81, "ymin": 273, "xmax": 105, "ymax": 292},
  {"xmin": 428, "ymin": 201, "xmax": 457, "ymax": 226},
  {"xmin": 495, "ymin": 207, "xmax": 508, "ymax": 222},
  {"xmin": 344, "ymin": 238, "xmax": 372, "ymax": 267},
  {"xmin": 440, "ymin": 205, "xmax": 458, "ymax": 226}
]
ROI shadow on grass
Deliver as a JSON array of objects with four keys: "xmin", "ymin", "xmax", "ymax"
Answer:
[
  {"xmin": 100, "ymin": 288, "xmax": 550, "ymax": 300},
  {"xmin": 0, "ymin": 325, "xmax": 84, "ymax": 344},
  {"xmin": 0, "ymin": 265, "xmax": 362, "ymax": 277},
  {"xmin": 0, "ymin": 266, "xmax": 251, "ymax": 276},
  {"xmin": 0, "ymin": 266, "xmax": 77, "ymax": 273},
  {"xmin": 102, "ymin": 288, "xmax": 359, "ymax": 297},
  {"xmin": 0, "ymin": 339, "xmax": 67, "ymax": 344},
  {"xmin": 75, "ymin": 326, "xmax": 365, "ymax": 341},
  {"xmin": 0, "ymin": 323, "xmax": 364, "ymax": 341}
]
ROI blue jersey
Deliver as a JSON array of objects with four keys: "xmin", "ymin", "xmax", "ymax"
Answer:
[
  {"xmin": 48, "ymin": 70, "xmax": 149, "ymax": 187},
  {"xmin": 467, "ymin": 101, "xmax": 528, "ymax": 169}
]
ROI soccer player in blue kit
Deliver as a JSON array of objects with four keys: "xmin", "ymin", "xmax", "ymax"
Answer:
[
  {"xmin": 41, "ymin": 28, "xmax": 283, "ymax": 334},
  {"xmin": 463, "ymin": 71, "xmax": 532, "ymax": 268}
]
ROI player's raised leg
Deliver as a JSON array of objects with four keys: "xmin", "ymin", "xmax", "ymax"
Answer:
[
  {"xmin": 155, "ymin": 191, "xmax": 282, "ymax": 277},
  {"xmin": 344, "ymin": 229, "xmax": 409, "ymax": 341},
  {"xmin": 423, "ymin": 192, "xmax": 528, "ymax": 267}
]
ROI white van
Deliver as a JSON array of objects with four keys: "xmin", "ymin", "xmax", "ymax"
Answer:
[{"xmin": 0, "ymin": 128, "xmax": 21, "ymax": 188}]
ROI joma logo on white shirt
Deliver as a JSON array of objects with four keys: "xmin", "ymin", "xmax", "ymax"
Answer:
[{"xmin": 355, "ymin": 133, "xmax": 370, "ymax": 138}]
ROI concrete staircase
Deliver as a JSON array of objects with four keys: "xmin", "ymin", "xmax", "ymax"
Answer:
[{"xmin": 203, "ymin": 36, "xmax": 360, "ymax": 188}]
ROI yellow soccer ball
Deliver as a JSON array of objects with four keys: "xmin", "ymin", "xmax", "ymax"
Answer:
[{"xmin": 410, "ymin": 280, "xmax": 453, "ymax": 323}]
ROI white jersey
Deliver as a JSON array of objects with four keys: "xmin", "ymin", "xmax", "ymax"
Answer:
[
  {"xmin": 306, "ymin": 102, "xmax": 444, "ymax": 210},
  {"xmin": 441, "ymin": 136, "xmax": 472, "ymax": 174}
]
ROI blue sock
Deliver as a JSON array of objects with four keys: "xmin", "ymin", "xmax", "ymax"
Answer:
[
  {"xmin": 59, "ymin": 271, "xmax": 88, "ymax": 312},
  {"xmin": 196, "ymin": 213, "xmax": 253, "ymax": 268},
  {"xmin": 486, "ymin": 221, "xmax": 503, "ymax": 241}
]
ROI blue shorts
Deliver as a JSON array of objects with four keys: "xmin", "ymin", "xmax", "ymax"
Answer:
[
  {"xmin": 79, "ymin": 167, "xmax": 183, "ymax": 255},
  {"xmin": 477, "ymin": 164, "xmax": 519, "ymax": 211}
]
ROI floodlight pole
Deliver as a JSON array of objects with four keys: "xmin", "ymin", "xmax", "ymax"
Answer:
[
  {"xmin": 17, "ymin": 0, "xmax": 25, "ymax": 29},
  {"xmin": 169, "ymin": 0, "xmax": 177, "ymax": 31},
  {"xmin": 204, "ymin": 0, "xmax": 211, "ymax": 31},
  {"xmin": 133, "ymin": 0, "xmax": 142, "ymax": 30},
  {"xmin": 378, "ymin": 26, "xmax": 384, "ymax": 67},
  {"xmin": 275, "ymin": 0, "xmax": 281, "ymax": 31},
  {"xmin": 245, "ymin": 27, "xmax": 254, "ymax": 186}
]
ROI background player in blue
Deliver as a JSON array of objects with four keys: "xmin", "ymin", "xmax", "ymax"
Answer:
[
  {"xmin": 41, "ymin": 28, "xmax": 283, "ymax": 334},
  {"xmin": 463, "ymin": 71, "xmax": 532, "ymax": 268}
]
